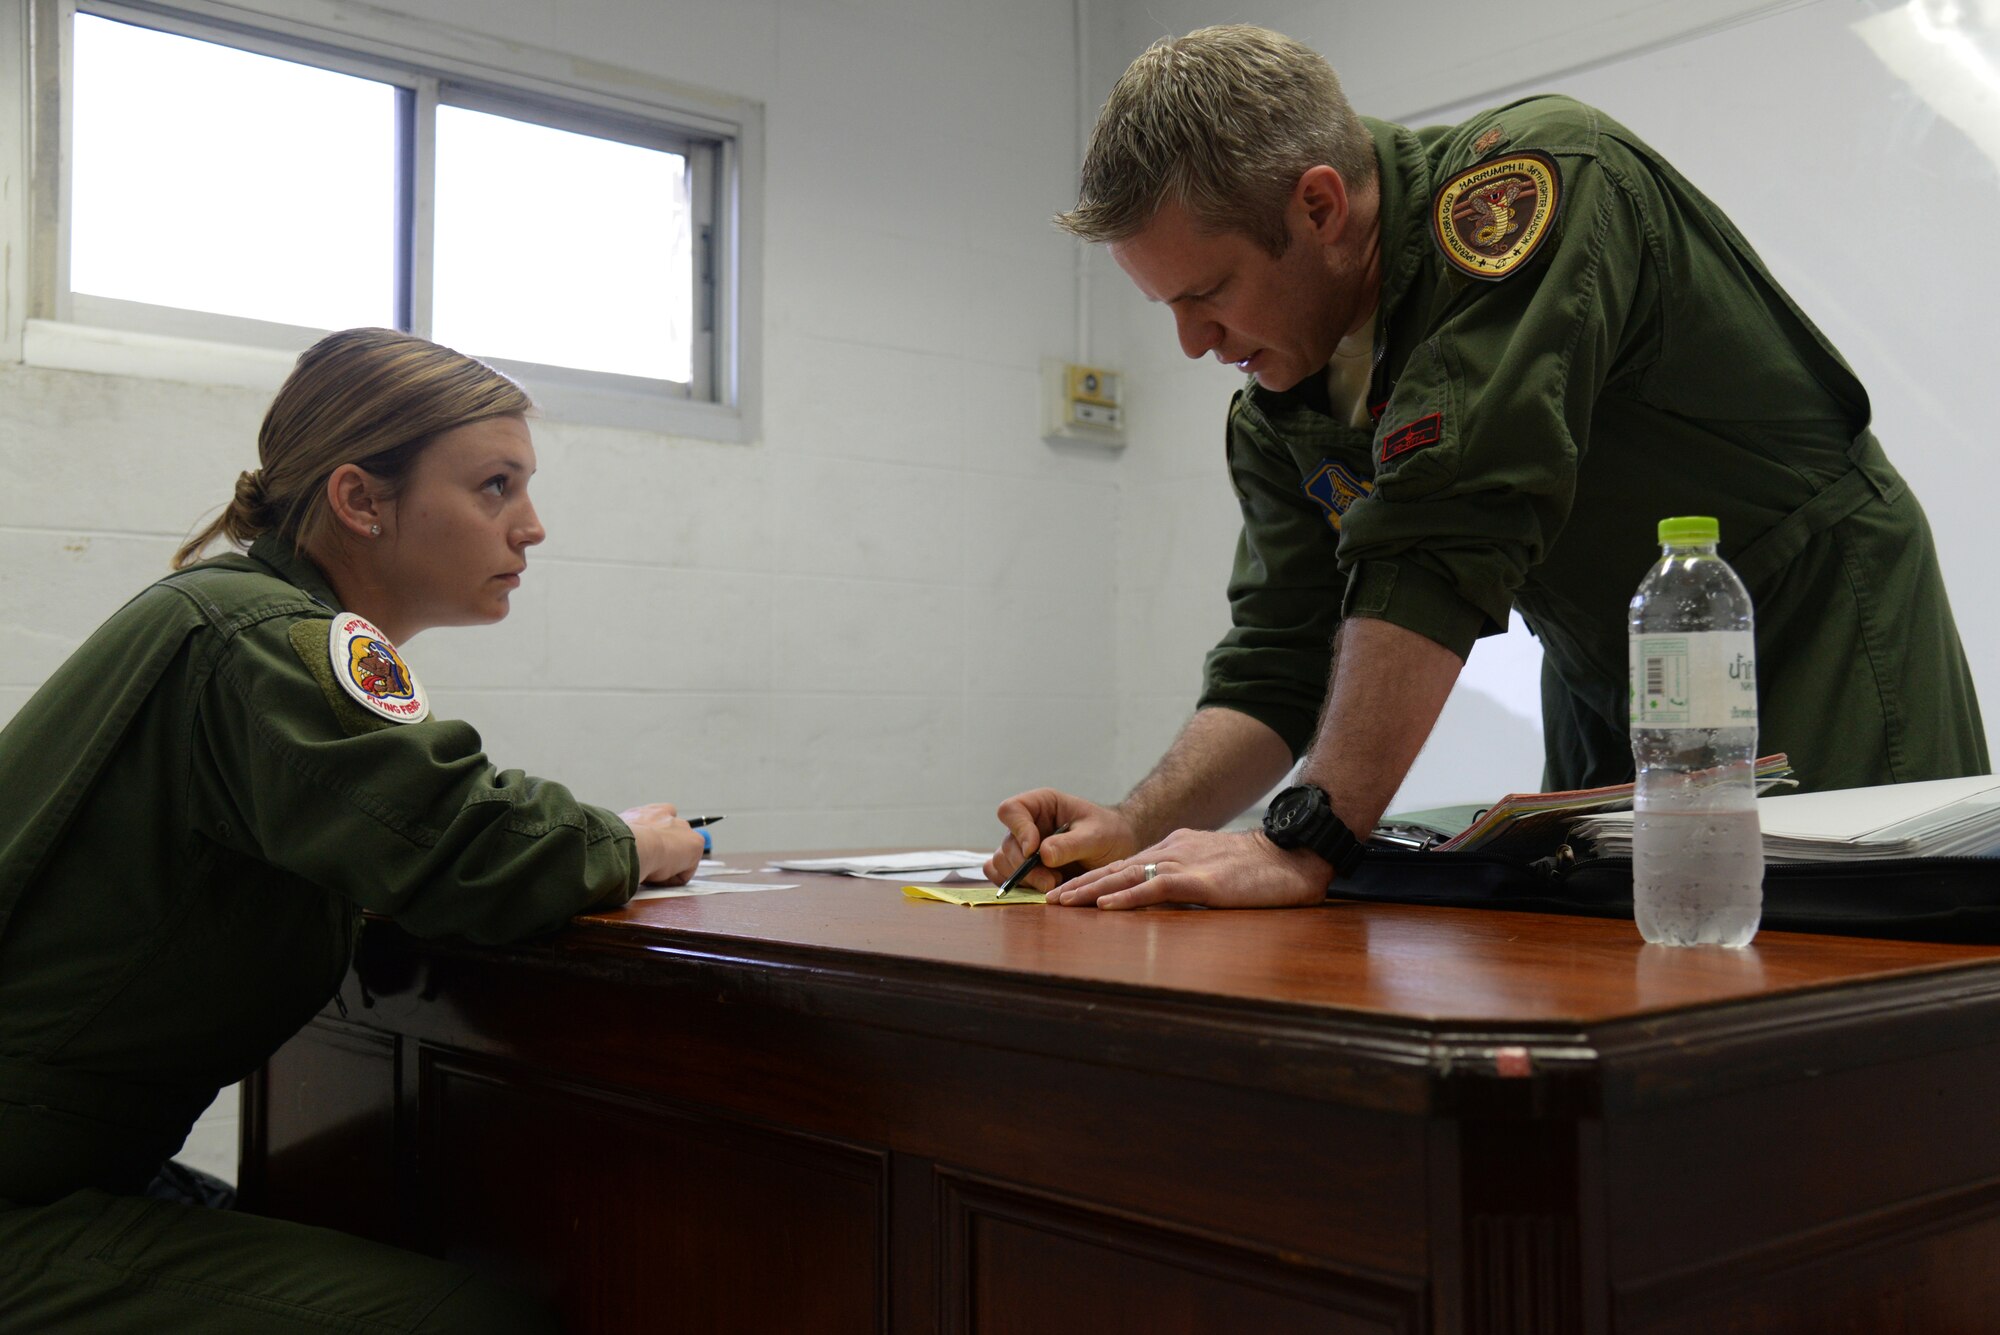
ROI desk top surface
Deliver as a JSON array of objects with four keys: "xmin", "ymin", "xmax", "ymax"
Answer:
[{"xmin": 573, "ymin": 852, "xmax": 2000, "ymax": 1028}]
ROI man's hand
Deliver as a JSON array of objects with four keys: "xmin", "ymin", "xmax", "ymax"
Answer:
[
  {"xmin": 985, "ymin": 789, "xmax": 1142, "ymax": 893},
  {"xmin": 1048, "ymin": 828, "xmax": 1330, "ymax": 910}
]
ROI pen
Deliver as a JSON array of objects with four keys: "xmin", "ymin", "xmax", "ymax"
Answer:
[
  {"xmin": 995, "ymin": 823, "xmax": 1070, "ymax": 898},
  {"xmin": 682, "ymin": 815, "xmax": 723, "ymax": 856}
]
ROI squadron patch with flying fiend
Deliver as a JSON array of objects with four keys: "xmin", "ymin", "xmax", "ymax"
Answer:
[
  {"xmin": 1430, "ymin": 150, "xmax": 1562, "ymax": 281},
  {"xmin": 328, "ymin": 614, "xmax": 429, "ymax": 724}
]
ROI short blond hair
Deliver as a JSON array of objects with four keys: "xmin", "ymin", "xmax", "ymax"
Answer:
[
  {"xmin": 175, "ymin": 329, "xmax": 531, "ymax": 569},
  {"xmin": 1056, "ymin": 25, "xmax": 1376, "ymax": 257}
]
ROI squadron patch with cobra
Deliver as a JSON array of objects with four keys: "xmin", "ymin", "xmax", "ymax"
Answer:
[
  {"xmin": 328, "ymin": 613, "xmax": 429, "ymax": 724},
  {"xmin": 1430, "ymin": 150, "xmax": 1562, "ymax": 281}
]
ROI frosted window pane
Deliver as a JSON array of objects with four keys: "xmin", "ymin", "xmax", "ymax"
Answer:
[
  {"xmin": 432, "ymin": 106, "xmax": 691, "ymax": 383},
  {"xmin": 69, "ymin": 15, "xmax": 396, "ymax": 329}
]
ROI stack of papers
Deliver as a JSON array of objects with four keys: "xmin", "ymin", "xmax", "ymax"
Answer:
[
  {"xmin": 764, "ymin": 851, "xmax": 995, "ymax": 884},
  {"xmin": 1390, "ymin": 756, "xmax": 1793, "ymax": 858},
  {"xmin": 1570, "ymin": 774, "xmax": 2000, "ymax": 863}
]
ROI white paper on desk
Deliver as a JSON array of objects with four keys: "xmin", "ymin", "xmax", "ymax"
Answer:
[
  {"xmin": 1755, "ymin": 775, "xmax": 2000, "ymax": 840},
  {"xmin": 1575, "ymin": 774, "xmax": 2000, "ymax": 861},
  {"xmin": 852, "ymin": 867, "xmax": 994, "ymax": 884},
  {"xmin": 630, "ymin": 879, "xmax": 802, "ymax": 900},
  {"xmin": 765, "ymin": 851, "xmax": 991, "ymax": 875}
]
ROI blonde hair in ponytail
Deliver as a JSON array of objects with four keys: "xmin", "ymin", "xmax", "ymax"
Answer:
[{"xmin": 173, "ymin": 328, "xmax": 533, "ymax": 569}]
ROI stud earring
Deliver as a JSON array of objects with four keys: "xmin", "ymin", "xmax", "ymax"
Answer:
[{"xmin": 369, "ymin": 524, "xmax": 381, "ymax": 536}]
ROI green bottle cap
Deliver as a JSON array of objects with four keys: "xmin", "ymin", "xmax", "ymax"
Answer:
[{"xmin": 1657, "ymin": 515, "xmax": 1719, "ymax": 545}]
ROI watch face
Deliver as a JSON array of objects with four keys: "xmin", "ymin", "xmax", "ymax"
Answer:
[{"xmin": 1269, "ymin": 787, "xmax": 1313, "ymax": 833}]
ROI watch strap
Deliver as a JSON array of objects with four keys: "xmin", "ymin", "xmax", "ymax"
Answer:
[{"xmin": 1265, "ymin": 785, "xmax": 1367, "ymax": 878}]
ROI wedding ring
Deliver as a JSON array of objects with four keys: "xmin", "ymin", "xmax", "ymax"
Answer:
[{"xmin": 1141, "ymin": 862, "xmax": 1159, "ymax": 881}]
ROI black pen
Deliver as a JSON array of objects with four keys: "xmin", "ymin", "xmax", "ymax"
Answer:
[
  {"xmin": 996, "ymin": 823, "xmax": 1070, "ymax": 897},
  {"xmin": 685, "ymin": 816, "xmax": 724, "ymax": 829}
]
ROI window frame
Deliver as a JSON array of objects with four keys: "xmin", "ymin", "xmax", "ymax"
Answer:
[{"xmin": 18, "ymin": 0, "xmax": 762, "ymax": 441}]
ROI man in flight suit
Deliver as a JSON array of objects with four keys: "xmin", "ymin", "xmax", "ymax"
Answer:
[{"xmin": 987, "ymin": 24, "xmax": 1987, "ymax": 910}]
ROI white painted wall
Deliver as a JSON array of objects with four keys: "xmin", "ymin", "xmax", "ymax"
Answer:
[{"xmin": 1093, "ymin": 0, "xmax": 2000, "ymax": 810}]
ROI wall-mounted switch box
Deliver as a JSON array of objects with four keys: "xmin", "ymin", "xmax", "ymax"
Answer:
[{"xmin": 1043, "ymin": 359, "xmax": 1126, "ymax": 446}]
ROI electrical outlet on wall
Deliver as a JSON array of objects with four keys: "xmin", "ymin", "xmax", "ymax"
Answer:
[{"xmin": 1042, "ymin": 359, "xmax": 1126, "ymax": 447}]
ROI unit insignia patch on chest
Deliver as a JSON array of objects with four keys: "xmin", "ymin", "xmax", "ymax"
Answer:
[
  {"xmin": 328, "ymin": 613, "xmax": 429, "ymax": 724},
  {"xmin": 1302, "ymin": 460, "xmax": 1374, "ymax": 531},
  {"xmin": 1430, "ymin": 150, "xmax": 1562, "ymax": 281}
]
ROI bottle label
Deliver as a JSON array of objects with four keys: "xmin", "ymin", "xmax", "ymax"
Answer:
[{"xmin": 1630, "ymin": 630, "xmax": 1757, "ymax": 729}]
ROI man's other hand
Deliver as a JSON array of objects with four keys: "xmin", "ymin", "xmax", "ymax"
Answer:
[{"xmin": 985, "ymin": 789, "xmax": 1141, "ymax": 892}]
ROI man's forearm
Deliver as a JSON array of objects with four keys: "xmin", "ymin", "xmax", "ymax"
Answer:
[
  {"xmin": 1297, "ymin": 617, "xmax": 1466, "ymax": 837},
  {"xmin": 1117, "ymin": 706, "xmax": 1296, "ymax": 846}
]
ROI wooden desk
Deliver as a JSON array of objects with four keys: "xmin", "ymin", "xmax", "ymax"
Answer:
[{"xmin": 241, "ymin": 857, "xmax": 2000, "ymax": 1334}]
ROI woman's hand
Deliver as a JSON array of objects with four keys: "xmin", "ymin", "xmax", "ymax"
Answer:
[
  {"xmin": 620, "ymin": 803, "xmax": 706, "ymax": 886},
  {"xmin": 985, "ymin": 789, "xmax": 1143, "ymax": 893}
]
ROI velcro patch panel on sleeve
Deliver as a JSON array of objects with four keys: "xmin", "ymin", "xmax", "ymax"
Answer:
[{"xmin": 288, "ymin": 619, "xmax": 393, "ymax": 737}]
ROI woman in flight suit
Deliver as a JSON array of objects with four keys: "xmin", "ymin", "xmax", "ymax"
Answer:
[{"xmin": 0, "ymin": 328, "xmax": 706, "ymax": 1332}]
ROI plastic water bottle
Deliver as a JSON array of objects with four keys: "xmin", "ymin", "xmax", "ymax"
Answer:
[{"xmin": 1628, "ymin": 516, "xmax": 1763, "ymax": 946}]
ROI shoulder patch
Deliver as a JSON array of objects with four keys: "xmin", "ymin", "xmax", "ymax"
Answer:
[
  {"xmin": 1301, "ymin": 460, "xmax": 1374, "ymax": 531},
  {"xmin": 1472, "ymin": 127, "xmax": 1508, "ymax": 155},
  {"xmin": 1381, "ymin": 413, "xmax": 1443, "ymax": 464},
  {"xmin": 1430, "ymin": 150, "xmax": 1562, "ymax": 281},
  {"xmin": 328, "ymin": 613, "xmax": 429, "ymax": 724}
]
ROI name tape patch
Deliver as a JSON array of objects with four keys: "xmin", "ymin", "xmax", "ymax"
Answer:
[
  {"xmin": 1380, "ymin": 413, "xmax": 1443, "ymax": 464},
  {"xmin": 328, "ymin": 613, "xmax": 429, "ymax": 724}
]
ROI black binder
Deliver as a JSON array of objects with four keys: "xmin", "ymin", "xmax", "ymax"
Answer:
[{"xmin": 1333, "ymin": 847, "xmax": 2000, "ymax": 943}]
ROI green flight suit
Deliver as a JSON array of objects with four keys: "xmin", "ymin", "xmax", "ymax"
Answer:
[
  {"xmin": 1199, "ymin": 96, "xmax": 1988, "ymax": 794},
  {"xmin": 0, "ymin": 536, "xmax": 638, "ymax": 1332}
]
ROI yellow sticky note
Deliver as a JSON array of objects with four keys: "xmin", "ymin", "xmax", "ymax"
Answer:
[{"xmin": 902, "ymin": 883, "xmax": 1047, "ymax": 907}]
